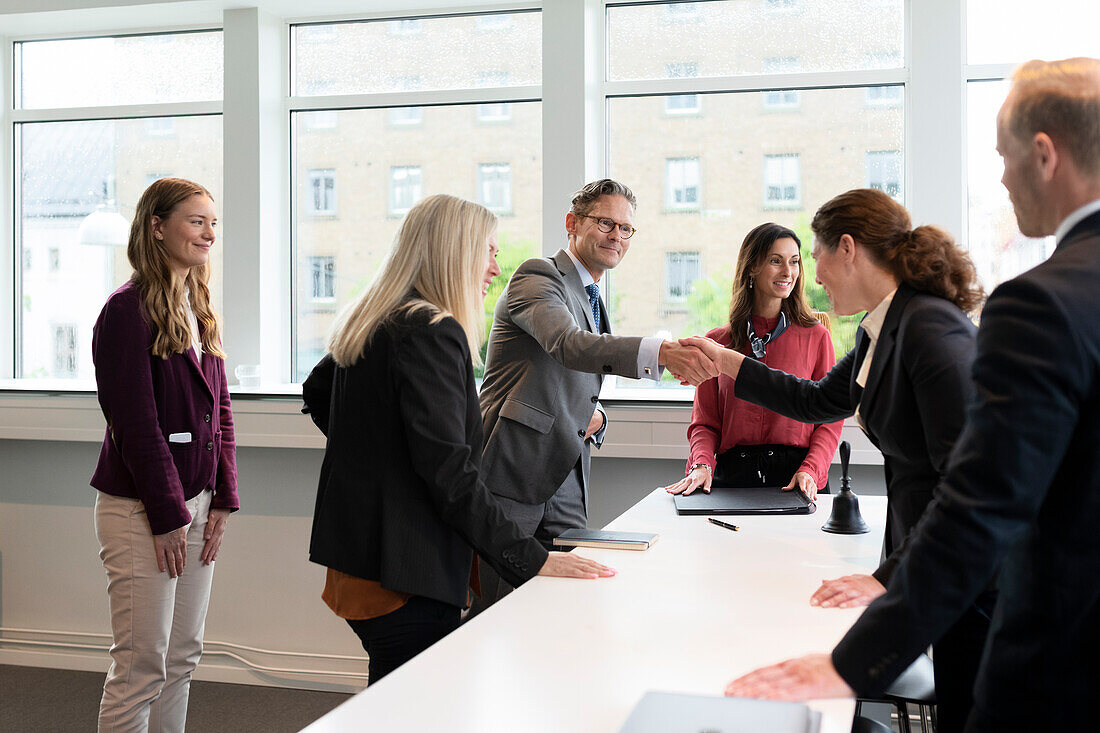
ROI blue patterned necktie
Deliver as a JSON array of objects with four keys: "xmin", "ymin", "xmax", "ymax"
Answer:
[{"xmin": 584, "ymin": 283, "xmax": 601, "ymax": 333}]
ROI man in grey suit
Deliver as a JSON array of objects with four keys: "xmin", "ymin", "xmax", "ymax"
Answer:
[{"xmin": 472, "ymin": 179, "xmax": 715, "ymax": 607}]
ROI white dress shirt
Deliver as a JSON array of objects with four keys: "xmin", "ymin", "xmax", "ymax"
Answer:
[
  {"xmin": 854, "ymin": 287, "xmax": 897, "ymax": 429},
  {"xmin": 1054, "ymin": 198, "xmax": 1100, "ymax": 244}
]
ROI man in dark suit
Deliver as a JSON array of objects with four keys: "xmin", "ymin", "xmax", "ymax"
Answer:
[
  {"xmin": 472, "ymin": 179, "xmax": 715, "ymax": 609},
  {"xmin": 724, "ymin": 57, "xmax": 1100, "ymax": 730}
]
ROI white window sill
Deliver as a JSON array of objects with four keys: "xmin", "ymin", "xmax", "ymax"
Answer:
[{"xmin": 0, "ymin": 388, "xmax": 883, "ymax": 464}]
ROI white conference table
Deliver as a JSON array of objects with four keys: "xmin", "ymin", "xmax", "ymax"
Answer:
[{"xmin": 304, "ymin": 489, "xmax": 887, "ymax": 733}]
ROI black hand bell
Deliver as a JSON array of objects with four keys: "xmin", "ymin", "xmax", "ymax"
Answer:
[{"xmin": 821, "ymin": 440, "xmax": 870, "ymax": 534}]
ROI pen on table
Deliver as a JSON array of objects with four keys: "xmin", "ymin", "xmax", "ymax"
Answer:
[{"xmin": 708, "ymin": 517, "xmax": 739, "ymax": 532}]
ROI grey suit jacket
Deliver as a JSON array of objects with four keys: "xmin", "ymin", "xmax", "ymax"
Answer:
[{"xmin": 479, "ymin": 249, "xmax": 646, "ymax": 505}]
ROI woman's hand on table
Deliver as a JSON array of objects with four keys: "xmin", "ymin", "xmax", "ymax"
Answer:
[
  {"xmin": 810, "ymin": 573, "xmax": 886, "ymax": 608},
  {"xmin": 783, "ymin": 471, "xmax": 818, "ymax": 502},
  {"xmin": 725, "ymin": 653, "xmax": 854, "ymax": 701},
  {"xmin": 154, "ymin": 526, "xmax": 188, "ymax": 578},
  {"xmin": 662, "ymin": 465, "xmax": 712, "ymax": 495},
  {"xmin": 201, "ymin": 508, "xmax": 231, "ymax": 565},
  {"xmin": 538, "ymin": 552, "xmax": 617, "ymax": 579}
]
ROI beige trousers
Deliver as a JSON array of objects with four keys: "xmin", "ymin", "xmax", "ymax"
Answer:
[{"xmin": 94, "ymin": 489, "xmax": 214, "ymax": 733}]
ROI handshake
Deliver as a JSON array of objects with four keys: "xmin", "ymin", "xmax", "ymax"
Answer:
[{"xmin": 659, "ymin": 336, "xmax": 741, "ymax": 386}]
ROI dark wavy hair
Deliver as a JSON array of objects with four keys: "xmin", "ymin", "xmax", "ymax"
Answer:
[
  {"xmin": 727, "ymin": 223, "xmax": 818, "ymax": 351},
  {"xmin": 811, "ymin": 189, "xmax": 984, "ymax": 314}
]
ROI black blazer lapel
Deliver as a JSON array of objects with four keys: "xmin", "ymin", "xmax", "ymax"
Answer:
[{"xmin": 860, "ymin": 284, "xmax": 916, "ymax": 417}]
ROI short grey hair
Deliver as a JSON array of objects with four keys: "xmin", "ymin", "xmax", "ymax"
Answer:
[{"xmin": 570, "ymin": 179, "xmax": 637, "ymax": 216}]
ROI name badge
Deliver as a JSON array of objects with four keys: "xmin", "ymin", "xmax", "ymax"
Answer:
[{"xmin": 168, "ymin": 432, "xmax": 192, "ymax": 443}]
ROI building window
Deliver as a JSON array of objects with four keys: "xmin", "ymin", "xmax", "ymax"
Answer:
[
  {"xmin": 477, "ymin": 163, "xmax": 512, "ymax": 213},
  {"xmin": 866, "ymin": 52, "xmax": 904, "ymax": 106},
  {"xmin": 53, "ymin": 324, "xmax": 78, "ymax": 377},
  {"xmin": 302, "ymin": 110, "xmax": 338, "ymax": 130},
  {"xmin": 390, "ymin": 76, "xmax": 423, "ymax": 126},
  {"xmin": 22, "ymin": 248, "xmax": 32, "ymax": 271},
  {"xmin": 388, "ymin": 19, "xmax": 423, "ymax": 35},
  {"xmin": 665, "ymin": 62, "xmax": 700, "ymax": 115},
  {"xmin": 48, "ymin": 247, "xmax": 60, "ymax": 272},
  {"xmin": 763, "ymin": 154, "xmax": 801, "ymax": 207},
  {"xmin": 307, "ymin": 169, "xmax": 336, "ymax": 215},
  {"xmin": 866, "ymin": 150, "xmax": 903, "ymax": 200},
  {"xmin": 308, "ymin": 256, "xmax": 335, "ymax": 301},
  {"xmin": 766, "ymin": 0, "xmax": 799, "ymax": 10},
  {"xmin": 666, "ymin": 252, "xmax": 701, "ymax": 303},
  {"xmin": 390, "ymin": 166, "xmax": 423, "ymax": 215},
  {"xmin": 665, "ymin": 3, "xmax": 702, "ymax": 23},
  {"xmin": 476, "ymin": 71, "xmax": 512, "ymax": 121},
  {"xmin": 476, "ymin": 14, "xmax": 513, "ymax": 30},
  {"xmin": 762, "ymin": 57, "xmax": 801, "ymax": 109},
  {"xmin": 144, "ymin": 117, "xmax": 175, "ymax": 136},
  {"xmin": 666, "ymin": 157, "xmax": 701, "ymax": 210}
]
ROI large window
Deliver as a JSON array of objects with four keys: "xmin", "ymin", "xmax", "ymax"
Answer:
[
  {"xmin": 11, "ymin": 31, "xmax": 224, "ymax": 383},
  {"xmin": 291, "ymin": 11, "xmax": 543, "ymax": 380},
  {"xmin": 607, "ymin": 0, "xmax": 905, "ymax": 392}
]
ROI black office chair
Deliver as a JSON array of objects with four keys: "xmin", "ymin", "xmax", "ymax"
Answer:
[{"xmin": 854, "ymin": 653, "xmax": 936, "ymax": 733}]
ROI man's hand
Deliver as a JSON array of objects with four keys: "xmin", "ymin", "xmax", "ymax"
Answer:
[
  {"xmin": 662, "ymin": 465, "xmax": 712, "ymax": 495},
  {"xmin": 678, "ymin": 336, "xmax": 746, "ymax": 380},
  {"xmin": 201, "ymin": 508, "xmax": 231, "ymax": 565},
  {"xmin": 154, "ymin": 526, "xmax": 188, "ymax": 578},
  {"xmin": 538, "ymin": 552, "xmax": 617, "ymax": 579},
  {"xmin": 725, "ymin": 653, "xmax": 855, "ymax": 701},
  {"xmin": 584, "ymin": 409, "xmax": 605, "ymax": 440},
  {"xmin": 810, "ymin": 574, "xmax": 886, "ymax": 609},
  {"xmin": 783, "ymin": 471, "xmax": 818, "ymax": 502},
  {"xmin": 659, "ymin": 341, "xmax": 719, "ymax": 386}
]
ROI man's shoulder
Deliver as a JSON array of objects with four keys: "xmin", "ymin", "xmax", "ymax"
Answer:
[{"xmin": 513, "ymin": 254, "xmax": 564, "ymax": 279}]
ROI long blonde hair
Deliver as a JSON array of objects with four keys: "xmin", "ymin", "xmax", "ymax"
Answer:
[
  {"xmin": 328, "ymin": 194, "xmax": 497, "ymax": 367},
  {"xmin": 128, "ymin": 178, "xmax": 225, "ymax": 359}
]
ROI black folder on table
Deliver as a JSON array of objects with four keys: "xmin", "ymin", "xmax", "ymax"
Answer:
[
  {"xmin": 618, "ymin": 691, "xmax": 821, "ymax": 733},
  {"xmin": 673, "ymin": 485, "xmax": 816, "ymax": 516}
]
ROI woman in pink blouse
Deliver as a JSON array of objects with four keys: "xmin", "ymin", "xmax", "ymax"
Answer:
[{"xmin": 663, "ymin": 223, "xmax": 842, "ymax": 500}]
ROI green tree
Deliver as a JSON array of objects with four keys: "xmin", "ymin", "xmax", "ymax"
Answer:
[{"xmin": 685, "ymin": 268, "xmax": 732, "ymax": 336}]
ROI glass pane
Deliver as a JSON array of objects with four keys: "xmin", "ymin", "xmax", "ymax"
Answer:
[
  {"xmin": 17, "ymin": 31, "xmax": 223, "ymax": 109},
  {"xmin": 19, "ymin": 116, "xmax": 223, "ymax": 382},
  {"xmin": 293, "ymin": 12, "xmax": 541, "ymax": 96},
  {"xmin": 293, "ymin": 103, "xmax": 542, "ymax": 381},
  {"xmin": 607, "ymin": 86, "xmax": 904, "ymax": 390},
  {"xmin": 966, "ymin": 80, "xmax": 1054, "ymax": 291},
  {"xmin": 607, "ymin": 0, "xmax": 903, "ymax": 81},
  {"xmin": 967, "ymin": 1, "xmax": 1100, "ymax": 65}
]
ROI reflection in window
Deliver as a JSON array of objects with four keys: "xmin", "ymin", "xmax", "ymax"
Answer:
[
  {"xmin": 666, "ymin": 157, "xmax": 701, "ymax": 210},
  {"xmin": 53, "ymin": 324, "xmax": 78, "ymax": 377},
  {"xmin": 307, "ymin": 169, "xmax": 337, "ymax": 215},
  {"xmin": 390, "ymin": 166, "xmax": 423, "ymax": 214},
  {"xmin": 666, "ymin": 252, "xmax": 701, "ymax": 303},
  {"xmin": 762, "ymin": 57, "xmax": 801, "ymax": 109},
  {"xmin": 763, "ymin": 154, "xmax": 801, "ymax": 207},
  {"xmin": 665, "ymin": 62, "xmax": 700, "ymax": 115},
  {"xmin": 866, "ymin": 150, "xmax": 903, "ymax": 200},
  {"xmin": 478, "ymin": 163, "xmax": 512, "ymax": 213},
  {"xmin": 308, "ymin": 256, "xmax": 336, "ymax": 301}
]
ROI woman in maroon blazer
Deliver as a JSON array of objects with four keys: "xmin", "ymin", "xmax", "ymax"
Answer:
[{"xmin": 90, "ymin": 177, "xmax": 238, "ymax": 732}]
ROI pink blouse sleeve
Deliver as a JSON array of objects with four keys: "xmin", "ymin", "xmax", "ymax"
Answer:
[
  {"xmin": 686, "ymin": 373, "xmax": 722, "ymax": 475},
  {"xmin": 798, "ymin": 328, "xmax": 844, "ymax": 487}
]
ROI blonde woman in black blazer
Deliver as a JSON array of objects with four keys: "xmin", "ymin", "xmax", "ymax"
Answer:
[
  {"xmin": 683, "ymin": 188, "xmax": 992, "ymax": 733},
  {"xmin": 302, "ymin": 194, "xmax": 613, "ymax": 683}
]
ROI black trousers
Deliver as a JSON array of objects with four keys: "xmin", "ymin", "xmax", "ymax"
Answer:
[
  {"xmin": 346, "ymin": 596, "xmax": 461, "ymax": 684},
  {"xmin": 714, "ymin": 443, "xmax": 830, "ymax": 493},
  {"xmin": 935, "ymin": 601, "xmax": 993, "ymax": 733}
]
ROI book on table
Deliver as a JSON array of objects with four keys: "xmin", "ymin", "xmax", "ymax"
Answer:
[{"xmin": 552, "ymin": 528, "xmax": 658, "ymax": 551}]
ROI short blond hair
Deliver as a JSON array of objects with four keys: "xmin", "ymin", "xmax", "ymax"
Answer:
[
  {"xmin": 328, "ymin": 194, "xmax": 497, "ymax": 367},
  {"xmin": 1007, "ymin": 57, "xmax": 1100, "ymax": 175}
]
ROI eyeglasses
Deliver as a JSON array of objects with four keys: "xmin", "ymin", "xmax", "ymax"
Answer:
[{"xmin": 576, "ymin": 213, "xmax": 637, "ymax": 239}]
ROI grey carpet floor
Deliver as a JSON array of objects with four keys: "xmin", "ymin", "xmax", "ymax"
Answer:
[{"xmin": 0, "ymin": 664, "xmax": 351, "ymax": 732}]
